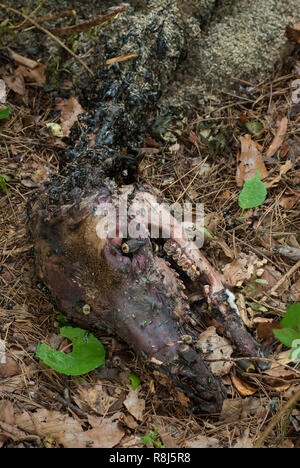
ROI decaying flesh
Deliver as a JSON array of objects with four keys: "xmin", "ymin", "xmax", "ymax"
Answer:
[
  {"xmin": 30, "ymin": 2, "xmax": 268, "ymax": 413},
  {"xmin": 32, "ymin": 182, "xmax": 265, "ymax": 413}
]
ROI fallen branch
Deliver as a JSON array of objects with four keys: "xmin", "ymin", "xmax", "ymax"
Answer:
[
  {"xmin": 1, "ymin": 245, "xmax": 33, "ymax": 257},
  {"xmin": 48, "ymin": 7, "xmax": 127, "ymax": 36},
  {"xmin": 97, "ymin": 53, "xmax": 138, "ymax": 68},
  {"xmin": 17, "ymin": 10, "xmax": 76, "ymax": 29}
]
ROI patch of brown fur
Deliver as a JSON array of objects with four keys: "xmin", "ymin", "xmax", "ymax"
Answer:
[{"xmin": 57, "ymin": 210, "xmax": 123, "ymax": 300}]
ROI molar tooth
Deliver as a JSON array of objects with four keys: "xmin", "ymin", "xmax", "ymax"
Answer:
[
  {"xmin": 172, "ymin": 254, "xmax": 181, "ymax": 261},
  {"xmin": 187, "ymin": 267, "xmax": 200, "ymax": 280},
  {"xmin": 181, "ymin": 292, "xmax": 188, "ymax": 301},
  {"xmin": 182, "ymin": 261, "xmax": 192, "ymax": 270},
  {"xmin": 177, "ymin": 255, "xmax": 187, "ymax": 267},
  {"xmin": 164, "ymin": 241, "xmax": 176, "ymax": 252},
  {"xmin": 186, "ymin": 268, "xmax": 198, "ymax": 281}
]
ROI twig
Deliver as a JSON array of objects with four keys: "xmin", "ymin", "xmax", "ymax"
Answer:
[
  {"xmin": 270, "ymin": 260, "xmax": 300, "ymax": 295},
  {"xmin": 48, "ymin": 7, "xmax": 127, "ymax": 36},
  {"xmin": 0, "ymin": 3, "xmax": 94, "ymax": 76},
  {"xmin": 174, "ymin": 168, "xmax": 193, "ymax": 203},
  {"xmin": 39, "ymin": 386, "xmax": 86, "ymax": 419},
  {"xmin": 97, "ymin": 52, "xmax": 138, "ymax": 68},
  {"xmin": 18, "ymin": 10, "xmax": 76, "ymax": 28},
  {"xmin": 191, "ymin": 89, "xmax": 289, "ymax": 123},
  {"xmin": 14, "ymin": 1, "xmax": 43, "ymax": 29},
  {"xmin": 160, "ymin": 161, "xmax": 205, "ymax": 193},
  {"xmin": 175, "ymin": 168, "xmax": 200, "ymax": 203},
  {"xmin": 254, "ymin": 387, "xmax": 300, "ymax": 448},
  {"xmin": 1, "ymin": 244, "xmax": 33, "ymax": 257}
]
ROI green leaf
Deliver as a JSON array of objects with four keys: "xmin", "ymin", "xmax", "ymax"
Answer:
[
  {"xmin": 141, "ymin": 429, "xmax": 158, "ymax": 444},
  {"xmin": 273, "ymin": 328, "xmax": 300, "ymax": 348},
  {"xmin": 36, "ymin": 327, "xmax": 105, "ymax": 375},
  {"xmin": 253, "ymin": 278, "xmax": 269, "ymax": 285},
  {"xmin": 0, "ymin": 175, "xmax": 9, "ymax": 194},
  {"xmin": 244, "ymin": 121, "xmax": 263, "ymax": 136},
  {"xmin": 199, "ymin": 128, "xmax": 211, "ymax": 139},
  {"xmin": 247, "ymin": 302, "xmax": 268, "ymax": 312},
  {"xmin": 129, "ymin": 373, "xmax": 140, "ymax": 390},
  {"xmin": 141, "ymin": 435, "xmax": 153, "ymax": 444},
  {"xmin": 203, "ymin": 228, "xmax": 214, "ymax": 240},
  {"xmin": 141, "ymin": 429, "xmax": 166, "ymax": 448},
  {"xmin": 238, "ymin": 168, "xmax": 267, "ymax": 210},
  {"xmin": 280, "ymin": 303, "xmax": 300, "ymax": 331},
  {"xmin": 0, "ymin": 107, "xmax": 10, "ymax": 119},
  {"xmin": 57, "ymin": 314, "xmax": 66, "ymax": 328},
  {"xmin": 290, "ymin": 345, "xmax": 300, "ymax": 361}
]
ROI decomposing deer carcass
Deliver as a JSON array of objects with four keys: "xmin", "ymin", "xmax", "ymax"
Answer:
[
  {"xmin": 32, "ymin": 181, "xmax": 267, "ymax": 413},
  {"xmin": 30, "ymin": 1, "xmax": 268, "ymax": 413}
]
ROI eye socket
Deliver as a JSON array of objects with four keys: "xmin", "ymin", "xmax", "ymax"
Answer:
[
  {"xmin": 152, "ymin": 242, "xmax": 159, "ymax": 254},
  {"xmin": 121, "ymin": 239, "xmax": 146, "ymax": 254},
  {"xmin": 121, "ymin": 239, "xmax": 161, "ymax": 255},
  {"xmin": 121, "ymin": 242, "xmax": 130, "ymax": 254}
]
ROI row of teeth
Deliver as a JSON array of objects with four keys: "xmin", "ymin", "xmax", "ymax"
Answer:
[
  {"xmin": 164, "ymin": 240, "xmax": 200, "ymax": 281},
  {"xmin": 163, "ymin": 242, "xmax": 201, "ymax": 325}
]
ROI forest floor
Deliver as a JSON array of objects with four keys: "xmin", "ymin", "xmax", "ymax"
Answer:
[{"xmin": 0, "ymin": 2, "xmax": 300, "ymax": 449}]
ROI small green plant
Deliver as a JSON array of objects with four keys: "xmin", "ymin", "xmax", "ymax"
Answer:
[
  {"xmin": 0, "ymin": 175, "xmax": 9, "ymax": 195},
  {"xmin": 273, "ymin": 303, "xmax": 300, "ymax": 360},
  {"xmin": 0, "ymin": 107, "xmax": 10, "ymax": 120},
  {"xmin": 0, "ymin": 19, "xmax": 16, "ymax": 45},
  {"xmin": 21, "ymin": 0, "xmax": 45, "ymax": 16},
  {"xmin": 46, "ymin": 57, "xmax": 72, "ymax": 89},
  {"xmin": 86, "ymin": 25, "xmax": 103, "ymax": 43},
  {"xmin": 36, "ymin": 326, "xmax": 106, "ymax": 375},
  {"xmin": 129, "ymin": 373, "xmax": 140, "ymax": 390},
  {"xmin": 246, "ymin": 301, "xmax": 268, "ymax": 313},
  {"xmin": 0, "ymin": 108, "xmax": 11, "ymax": 195},
  {"xmin": 244, "ymin": 121, "xmax": 263, "ymax": 136},
  {"xmin": 65, "ymin": 32, "xmax": 79, "ymax": 52},
  {"xmin": 242, "ymin": 278, "xmax": 269, "ymax": 294},
  {"xmin": 141, "ymin": 429, "xmax": 166, "ymax": 448},
  {"xmin": 57, "ymin": 314, "xmax": 67, "ymax": 328},
  {"xmin": 238, "ymin": 167, "xmax": 267, "ymax": 210}
]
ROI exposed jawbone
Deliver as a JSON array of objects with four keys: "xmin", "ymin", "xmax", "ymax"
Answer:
[{"xmin": 32, "ymin": 183, "xmax": 265, "ymax": 413}]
